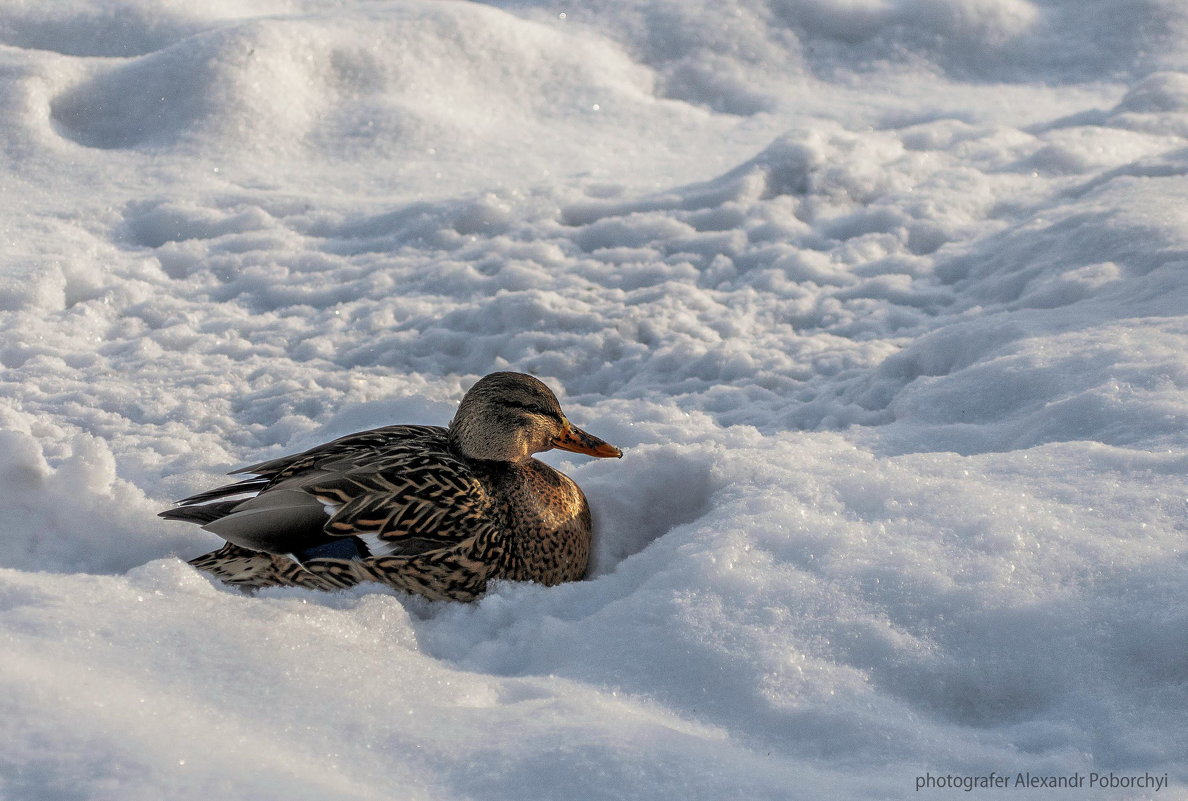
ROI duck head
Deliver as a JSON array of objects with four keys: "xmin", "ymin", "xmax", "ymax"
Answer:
[{"xmin": 448, "ymin": 372, "xmax": 622, "ymax": 463}]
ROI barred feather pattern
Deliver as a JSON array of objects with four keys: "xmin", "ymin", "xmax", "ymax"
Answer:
[
  {"xmin": 181, "ymin": 424, "xmax": 590, "ymax": 601},
  {"xmin": 188, "ymin": 543, "xmax": 337, "ymax": 591}
]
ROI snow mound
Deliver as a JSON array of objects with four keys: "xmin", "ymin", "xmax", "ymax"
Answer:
[{"xmin": 0, "ymin": 430, "xmax": 194, "ymax": 573}]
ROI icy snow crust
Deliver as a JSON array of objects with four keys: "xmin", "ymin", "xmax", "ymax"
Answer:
[{"xmin": 1, "ymin": 0, "xmax": 1187, "ymax": 798}]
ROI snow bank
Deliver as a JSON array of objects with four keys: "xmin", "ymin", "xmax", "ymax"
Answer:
[{"xmin": 1, "ymin": 0, "xmax": 1186, "ymax": 798}]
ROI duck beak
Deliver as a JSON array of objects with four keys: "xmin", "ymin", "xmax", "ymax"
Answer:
[{"xmin": 552, "ymin": 421, "xmax": 623, "ymax": 458}]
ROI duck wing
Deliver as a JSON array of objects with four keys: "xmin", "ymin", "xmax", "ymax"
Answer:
[
  {"xmin": 304, "ymin": 447, "xmax": 499, "ymax": 558},
  {"xmin": 231, "ymin": 424, "xmax": 446, "ymax": 482},
  {"xmin": 164, "ymin": 424, "xmax": 500, "ymax": 562},
  {"xmin": 162, "ymin": 425, "xmax": 446, "ymax": 510}
]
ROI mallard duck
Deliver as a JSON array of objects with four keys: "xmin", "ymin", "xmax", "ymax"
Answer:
[{"xmin": 160, "ymin": 372, "xmax": 622, "ymax": 601}]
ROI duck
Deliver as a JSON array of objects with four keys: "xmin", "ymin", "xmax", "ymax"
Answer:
[{"xmin": 160, "ymin": 372, "xmax": 622, "ymax": 601}]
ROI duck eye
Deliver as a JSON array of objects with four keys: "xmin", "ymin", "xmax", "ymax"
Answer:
[{"xmin": 500, "ymin": 400, "xmax": 561, "ymax": 421}]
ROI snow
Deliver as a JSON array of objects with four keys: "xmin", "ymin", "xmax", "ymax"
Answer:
[{"xmin": 1, "ymin": 0, "xmax": 1187, "ymax": 798}]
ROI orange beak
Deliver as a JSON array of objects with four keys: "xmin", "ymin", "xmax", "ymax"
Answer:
[{"xmin": 552, "ymin": 421, "xmax": 623, "ymax": 458}]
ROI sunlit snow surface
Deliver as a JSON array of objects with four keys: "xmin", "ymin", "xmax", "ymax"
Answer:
[{"xmin": 2, "ymin": 1, "xmax": 1187, "ymax": 798}]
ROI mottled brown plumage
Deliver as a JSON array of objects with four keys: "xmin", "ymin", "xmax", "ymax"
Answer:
[{"xmin": 162, "ymin": 372, "xmax": 622, "ymax": 601}]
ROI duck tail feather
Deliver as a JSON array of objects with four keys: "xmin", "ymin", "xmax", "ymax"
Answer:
[{"xmin": 158, "ymin": 500, "xmax": 243, "ymax": 525}]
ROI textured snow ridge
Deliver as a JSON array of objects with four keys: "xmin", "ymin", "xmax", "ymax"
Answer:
[{"xmin": 1, "ymin": 1, "xmax": 1187, "ymax": 799}]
